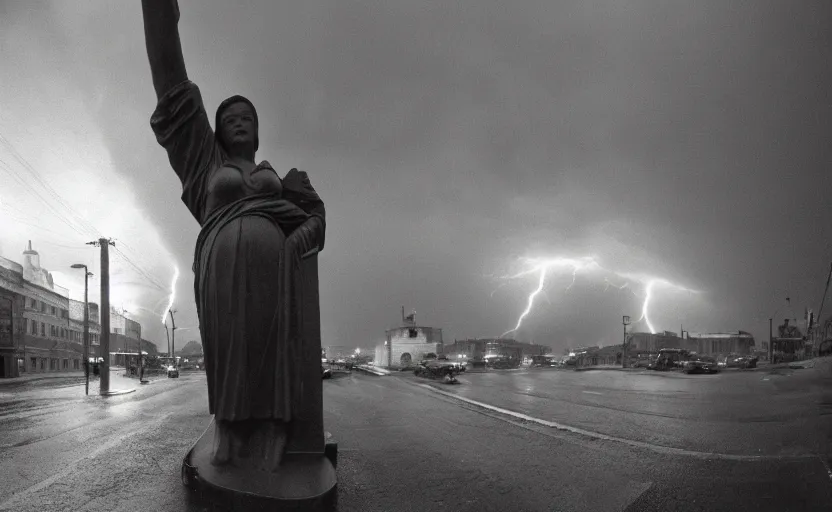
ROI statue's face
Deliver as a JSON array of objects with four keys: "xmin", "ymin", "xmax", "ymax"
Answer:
[{"xmin": 219, "ymin": 102, "xmax": 257, "ymax": 151}]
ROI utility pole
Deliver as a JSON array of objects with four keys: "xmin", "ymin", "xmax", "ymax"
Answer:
[
  {"xmin": 168, "ymin": 309, "xmax": 177, "ymax": 367},
  {"xmin": 622, "ymin": 315, "xmax": 631, "ymax": 367},
  {"xmin": 88, "ymin": 238, "xmax": 114, "ymax": 395},
  {"xmin": 165, "ymin": 322, "xmax": 171, "ymax": 359}
]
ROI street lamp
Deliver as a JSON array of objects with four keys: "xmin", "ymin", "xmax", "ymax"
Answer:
[
  {"xmin": 622, "ymin": 315, "xmax": 631, "ymax": 368},
  {"xmin": 71, "ymin": 264, "xmax": 93, "ymax": 396}
]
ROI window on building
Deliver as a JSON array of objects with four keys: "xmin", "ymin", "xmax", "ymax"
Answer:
[
  {"xmin": 408, "ymin": 328, "xmax": 418, "ymax": 338},
  {"xmin": 41, "ymin": 302, "xmax": 46, "ymax": 313},
  {"xmin": 18, "ymin": 358, "xmax": 25, "ymax": 373},
  {"xmin": 73, "ymin": 359, "xmax": 79, "ymax": 370},
  {"xmin": 30, "ymin": 357, "xmax": 36, "ymax": 370},
  {"xmin": 39, "ymin": 358, "xmax": 45, "ymax": 370},
  {"xmin": 63, "ymin": 359, "xmax": 68, "ymax": 369},
  {"xmin": 50, "ymin": 325, "xmax": 55, "ymax": 337},
  {"xmin": 51, "ymin": 306, "xmax": 56, "ymax": 316},
  {"xmin": 30, "ymin": 319, "xmax": 37, "ymax": 334},
  {"xmin": 41, "ymin": 322, "xmax": 45, "ymax": 336},
  {"xmin": 50, "ymin": 359, "xmax": 56, "ymax": 370},
  {"xmin": 29, "ymin": 298, "xmax": 36, "ymax": 309}
]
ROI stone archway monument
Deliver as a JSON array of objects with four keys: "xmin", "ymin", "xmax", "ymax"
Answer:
[{"xmin": 141, "ymin": 1, "xmax": 336, "ymax": 509}]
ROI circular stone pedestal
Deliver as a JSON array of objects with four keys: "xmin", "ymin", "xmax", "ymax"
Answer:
[{"xmin": 183, "ymin": 420, "xmax": 337, "ymax": 511}]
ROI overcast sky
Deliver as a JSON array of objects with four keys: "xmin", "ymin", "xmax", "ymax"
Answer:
[{"xmin": 1, "ymin": 1, "xmax": 830, "ymax": 353}]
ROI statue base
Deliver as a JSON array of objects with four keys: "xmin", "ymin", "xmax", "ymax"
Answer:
[{"xmin": 182, "ymin": 420, "xmax": 337, "ymax": 511}]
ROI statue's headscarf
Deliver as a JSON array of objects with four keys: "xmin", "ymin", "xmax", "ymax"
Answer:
[{"xmin": 215, "ymin": 95, "xmax": 259, "ymax": 153}]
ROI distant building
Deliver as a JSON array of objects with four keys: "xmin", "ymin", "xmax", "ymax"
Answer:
[
  {"xmin": 0, "ymin": 241, "xmax": 157, "ymax": 378},
  {"xmin": 375, "ymin": 322, "xmax": 444, "ymax": 369},
  {"xmin": 0, "ymin": 242, "xmax": 85, "ymax": 377},
  {"xmin": 444, "ymin": 338, "xmax": 551, "ymax": 361},
  {"xmin": 688, "ymin": 331, "xmax": 755, "ymax": 356},
  {"xmin": 627, "ymin": 330, "xmax": 755, "ymax": 357}
]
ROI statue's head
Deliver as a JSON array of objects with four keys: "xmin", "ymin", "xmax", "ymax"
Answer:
[{"xmin": 215, "ymin": 95, "xmax": 259, "ymax": 156}]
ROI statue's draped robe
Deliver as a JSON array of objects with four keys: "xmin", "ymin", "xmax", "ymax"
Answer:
[{"xmin": 151, "ymin": 80, "xmax": 325, "ymax": 422}]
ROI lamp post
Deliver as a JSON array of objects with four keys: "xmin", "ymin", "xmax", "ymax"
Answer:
[
  {"xmin": 70, "ymin": 264, "xmax": 92, "ymax": 396},
  {"xmin": 622, "ymin": 315, "xmax": 631, "ymax": 368}
]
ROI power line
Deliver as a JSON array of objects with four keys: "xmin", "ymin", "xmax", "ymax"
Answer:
[
  {"xmin": 0, "ymin": 136, "xmax": 101, "ymax": 238},
  {"xmin": 0, "ymin": 132, "xmax": 173, "ymax": 293}
]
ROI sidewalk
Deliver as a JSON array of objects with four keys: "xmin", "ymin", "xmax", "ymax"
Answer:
[{"xmin": 0, "ymin": 370, "xmax": 86, "ymax": 386}]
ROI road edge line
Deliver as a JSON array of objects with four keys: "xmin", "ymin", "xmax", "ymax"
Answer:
[{"xmin": 414, "ymin": 383, "xmax": 814, "ymax": 462}]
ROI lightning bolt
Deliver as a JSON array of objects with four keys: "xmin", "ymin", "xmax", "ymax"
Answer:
[
  {"xmin": 639, "ymin": 280, "xmax": 657, "ymax": 333},
  {"xmin": 501, "ymin": 266, "xmax": 547, "ymax": 337},
  {"xmin": 162, "ymin": 265, "xmax": 179, "ymax": 324},
  {"xmin": 497, "ymin": 257, "xmax": 699, "ymax": 338}
]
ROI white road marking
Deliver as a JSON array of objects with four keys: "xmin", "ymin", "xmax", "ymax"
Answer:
[
  {"xmin": 0, "ymin": 413, "xmax": 172, "ymax": 509},
  {"xmin": 820, "ymin": 457, "xmax": 832, "ymax": 482},
  {"xmin": 416, "ymin": 383, "xmax": 815, "ymax": 462},
  {"xmin": 582, "ymin": 390, "xmax": 603, "ymax": 395}
]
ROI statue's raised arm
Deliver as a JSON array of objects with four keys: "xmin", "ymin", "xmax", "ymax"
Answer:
[
  {"xmin": 143, "ymin": 0, "xmax": 222, "ymax": 224},
  {"xmin": 142, "ymin": 0, "xmax": 187, "ymax": 99}
]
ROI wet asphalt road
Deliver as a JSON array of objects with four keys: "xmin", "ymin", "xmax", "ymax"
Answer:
[
  {"xmin": 0, "ymin": 367, "xmax": 830, "ymax": 511},
  {"xmin": 415, "ymin": 366, "xmax": 832, "ymax": 458}
]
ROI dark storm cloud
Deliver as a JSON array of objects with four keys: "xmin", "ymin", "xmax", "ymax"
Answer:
[{"xmin": 6, "ymin": 1, "xmax": 830, "ymax": 351}]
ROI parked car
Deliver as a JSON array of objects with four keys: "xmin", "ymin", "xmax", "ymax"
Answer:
[
  {"xmin": 414, "ymin": 359, "xmax": 463, "ymax": 383},
  {"xmin": 648, "ymin": 349, "xmax": 692, "ymax": 371},
  {"xmin": 718, "ymin": 354, "xmax": 758, "ymax": 369},
  {"xmin": 683, "ymin": 356, "xmax": 720, "ymax": 374},
  {"xmin": 322, "ymin": 366, "xmax": 332, "ymax": 379},
  {"xmin": 167, "ymin": 365, "xmax": 180, "ymax": 378}
]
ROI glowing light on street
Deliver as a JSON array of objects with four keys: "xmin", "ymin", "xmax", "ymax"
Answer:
[{"xmin": 162, "ymin": 265, "xmax": 179, "ymax": 324}]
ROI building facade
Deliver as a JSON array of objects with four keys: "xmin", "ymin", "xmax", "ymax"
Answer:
[
  {"xmin": 375, "ymin": 324, "xmax": 444, "ymax": 368},
  {"xmin": 444, "ymin": 338, "xmax": 552, "ymax": 361},
  {"xmin": 0, "ymin": 243, "xmax": 88, "ymax": 377},
  {"xmin": 627, "ymin": 330, "xmax": 755, "ymax": 357},
  {"xmin": 0, "ymin": 242, "xmax": 156, "ymax": 378}
]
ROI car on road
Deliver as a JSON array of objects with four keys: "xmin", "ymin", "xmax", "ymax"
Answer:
[
  {"xmin": 718, "ymin": 354, "xmax": 759, "ymax": 369},
  {"xmin": 682, "ymin": 356, "xmax": 720, "ymax": 374},
  {"xmin": 530, "ymin": 355, "xmax": 561, "ymax": 368},
  {"xmin": 322, "ymin": 366, "xmax": 332, "ymax": 379},
  {"xmin": 414, "ymin": 359, "xmax": 463, "ymax": 383},
  {"xmin": 167, "ymin": 365, "xmax": 179, "ymax": 378}
]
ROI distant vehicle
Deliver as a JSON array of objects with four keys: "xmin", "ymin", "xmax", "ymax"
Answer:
[
  {"xmin": 530, "ymin": 355, "xmax": 560, "ymax": 368},
  {"xmin": 167, "ymin": 365, "xmax": 180, "ymax": 378},
  {"xmin": 414, "ymin": 359, "xmax": 464, "ymax": 383},
  {"xmin": 683, "ymin": 355, "xmax": 719, "ymax": 374},
  {"xmin": 718, "ymin": 354, "xmax": 758, "ymax": 369},
  {"xmin": 322, "ymin": 366, "xmax": 332, "ymax": 379},
  {"xmin": 648, "ymin": 349, "xmax": 692, "ymax": 371},
  {"xmin": 486, "ymin": 356, "xmax": 521, "ymax": 369}
]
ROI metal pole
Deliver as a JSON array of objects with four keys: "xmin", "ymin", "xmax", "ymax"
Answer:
[
  {"xmin": 169, "ymin": 309, "xmax": 177, "ymax": 367},
  {"xmin": 165, "ymin": 323, "xmax": 170, "ymax": 359},
  {"xmin": 99, "ymin": 238, "xmax": 112, "ymax": 394},
  {"xmin": 769, "ymin": 318, "xmax": 773, "ymax": 362},
  {"xmin": 83, "ymin": 270, "xmax": 89, "ymax": 396}
]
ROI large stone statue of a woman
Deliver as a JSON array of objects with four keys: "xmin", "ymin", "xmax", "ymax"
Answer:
[{"xmin": 141, "ymin": 0, "xmax": 335, "ymax": 507}]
